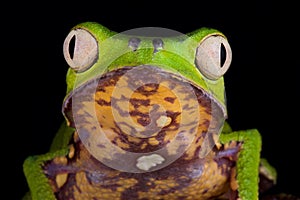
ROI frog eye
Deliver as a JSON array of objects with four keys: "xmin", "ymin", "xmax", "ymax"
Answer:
[
  {"xmin": 63, "ymin": 29, "xmax": 98, "ymax": 72},
  {"xmin": 195, "ymin": 35, "xmax": 232, "ymax": 80}
]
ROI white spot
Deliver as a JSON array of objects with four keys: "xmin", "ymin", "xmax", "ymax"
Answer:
[
  {"xmin": 136, "ymin": 154, "xmax": 165, "ymax": 171},
  {"xmin": 156, "ymin": 116, "xmax": 171, "ymax": 127}
]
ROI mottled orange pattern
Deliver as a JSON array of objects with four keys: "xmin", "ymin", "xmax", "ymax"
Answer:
[{"xmin": 45, "ymin": 67, "xmax": 239, "ymax": 200}]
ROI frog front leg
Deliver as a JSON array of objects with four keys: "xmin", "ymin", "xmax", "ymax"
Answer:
[
  {"xmin": 23, "ymin": 122, "xmax": 74, "ymax": 200},
  {"xmin": 23, "ymin": 148, "xmax": 69, "ymax": 200},
  {"xmin": 219, "ymin": 129, "xmax": 262, "ymax": 200}
]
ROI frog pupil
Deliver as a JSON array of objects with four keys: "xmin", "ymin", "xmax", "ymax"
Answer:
[
  {"xmin": 68, "ymin": 35, "xmax": 76, "ymax": 59},
  {"xmin": 220, "ymin": 43, "xmax": 226, "ymax": 68}
]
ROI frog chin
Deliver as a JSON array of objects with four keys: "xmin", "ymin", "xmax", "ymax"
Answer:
[{"xmin": 62, "ymin": 65, "xmax": 226, "ymax": 173}]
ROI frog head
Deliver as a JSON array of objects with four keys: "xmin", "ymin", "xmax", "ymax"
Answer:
[{"xmin": 62, "ymin": 22, "xmax": 232, "ymax": 173}]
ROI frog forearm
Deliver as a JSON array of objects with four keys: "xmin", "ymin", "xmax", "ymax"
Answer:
[
  {"xmin": 220, "ymin": 129, "xmax": 262, "ymax": 200},
  {"xmin": 23, "ymin": 149, "xmax": 69, "ymax": 200}
]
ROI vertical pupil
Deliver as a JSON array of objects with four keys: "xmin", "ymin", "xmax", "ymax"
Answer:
[
  {"xmin": 220, "ymin": 43, "xmax": 226, "ymax": 67},
  {"xmin": 69, "ymin": 35, "xmax": 76, "ymax": 59}
]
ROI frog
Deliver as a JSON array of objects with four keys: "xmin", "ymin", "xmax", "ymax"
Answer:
[{"xmin": 23, "ymin": 22, "xmax": 278, "ymax": 200}]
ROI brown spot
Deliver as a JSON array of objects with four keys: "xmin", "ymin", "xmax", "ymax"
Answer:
[
  {"xmin": 130, "ymin": 98, "xmax": 151, "ymax": 108},
  {"xmin": 135, "ymin": 83, "xmax": 159, "ymax": 96},
  {"xmin": 195, "ymin": 135, "xmax": 204, "ymax": 144},
  {"xmin": 97, "ymin": 144, "xmax": 106, "ymax": 148},
  {"xmin": 96, "ymin": 99, "xmax": 111, "ymax": 106},
  {"xmin": 137, "ymin": 116, "xmax": 151, "ymax": 126},
  {"xmin": 202, "ymin": 188, "xmax": 208, "ymax": 194},
  {"xmin": 129, "ymin": 110, "xmax": 150, "ymax": 126},
  {"xmin": 164, "ymin": 97, "xmax": 176, "ymax": 103}
]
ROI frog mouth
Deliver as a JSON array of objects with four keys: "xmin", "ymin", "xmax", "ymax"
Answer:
[{"xmin": 63, "ymin": 65, "xmax": 226, "ymax": 172}]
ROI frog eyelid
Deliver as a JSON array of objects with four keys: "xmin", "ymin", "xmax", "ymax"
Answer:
[
  {"xmin": 195, "ymin": 34, "xmax": 232, "ymax": 80},
  {"xmin": 63, "ymin": 28, "xmax": 98, "ymax": 72}
]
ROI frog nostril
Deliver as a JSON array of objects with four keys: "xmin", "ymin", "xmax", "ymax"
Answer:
[
  {"xmin": 128, "ymin": 37, "xmax": 141, "ymax": 51},
  {"xmin": 152, "ymin": 38, "xmax": 164, "ymax": 53}
]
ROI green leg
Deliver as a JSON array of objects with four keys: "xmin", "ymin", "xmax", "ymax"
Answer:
[
  {"xmin": 220, "ymin": 129, "xmax": 262, "ymax": 200},
  {"xmin": 23, "ymin": 148, "xmax": 69, "ymax": 200},
  {"xmin": 23, "ymin": 122, "xmax": 74, "ymax": 200}
]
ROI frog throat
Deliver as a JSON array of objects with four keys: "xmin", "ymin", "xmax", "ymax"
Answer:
[{"xmin": 63, "ymin": 65, "xmax": 225, "ymax": 173}]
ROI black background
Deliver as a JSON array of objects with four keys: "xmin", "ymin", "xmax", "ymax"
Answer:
[{"xmin": 4, "ymin": 1, "xmax": 299, "ymax": 199}]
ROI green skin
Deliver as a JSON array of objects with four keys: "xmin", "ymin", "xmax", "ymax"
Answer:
[{"xmin": 23, "ymin": 22, "xmax": 276, "ymax": 200}]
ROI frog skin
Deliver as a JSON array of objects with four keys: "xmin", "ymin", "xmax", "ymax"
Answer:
[{"xmin": 23, "ymin": 22, "xmax": 277, "ymax": 200}]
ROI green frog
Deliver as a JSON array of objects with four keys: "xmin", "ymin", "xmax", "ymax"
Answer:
[{"xmin": 23, "ymin": 22, "xmax": 277, "ymax": 200}]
